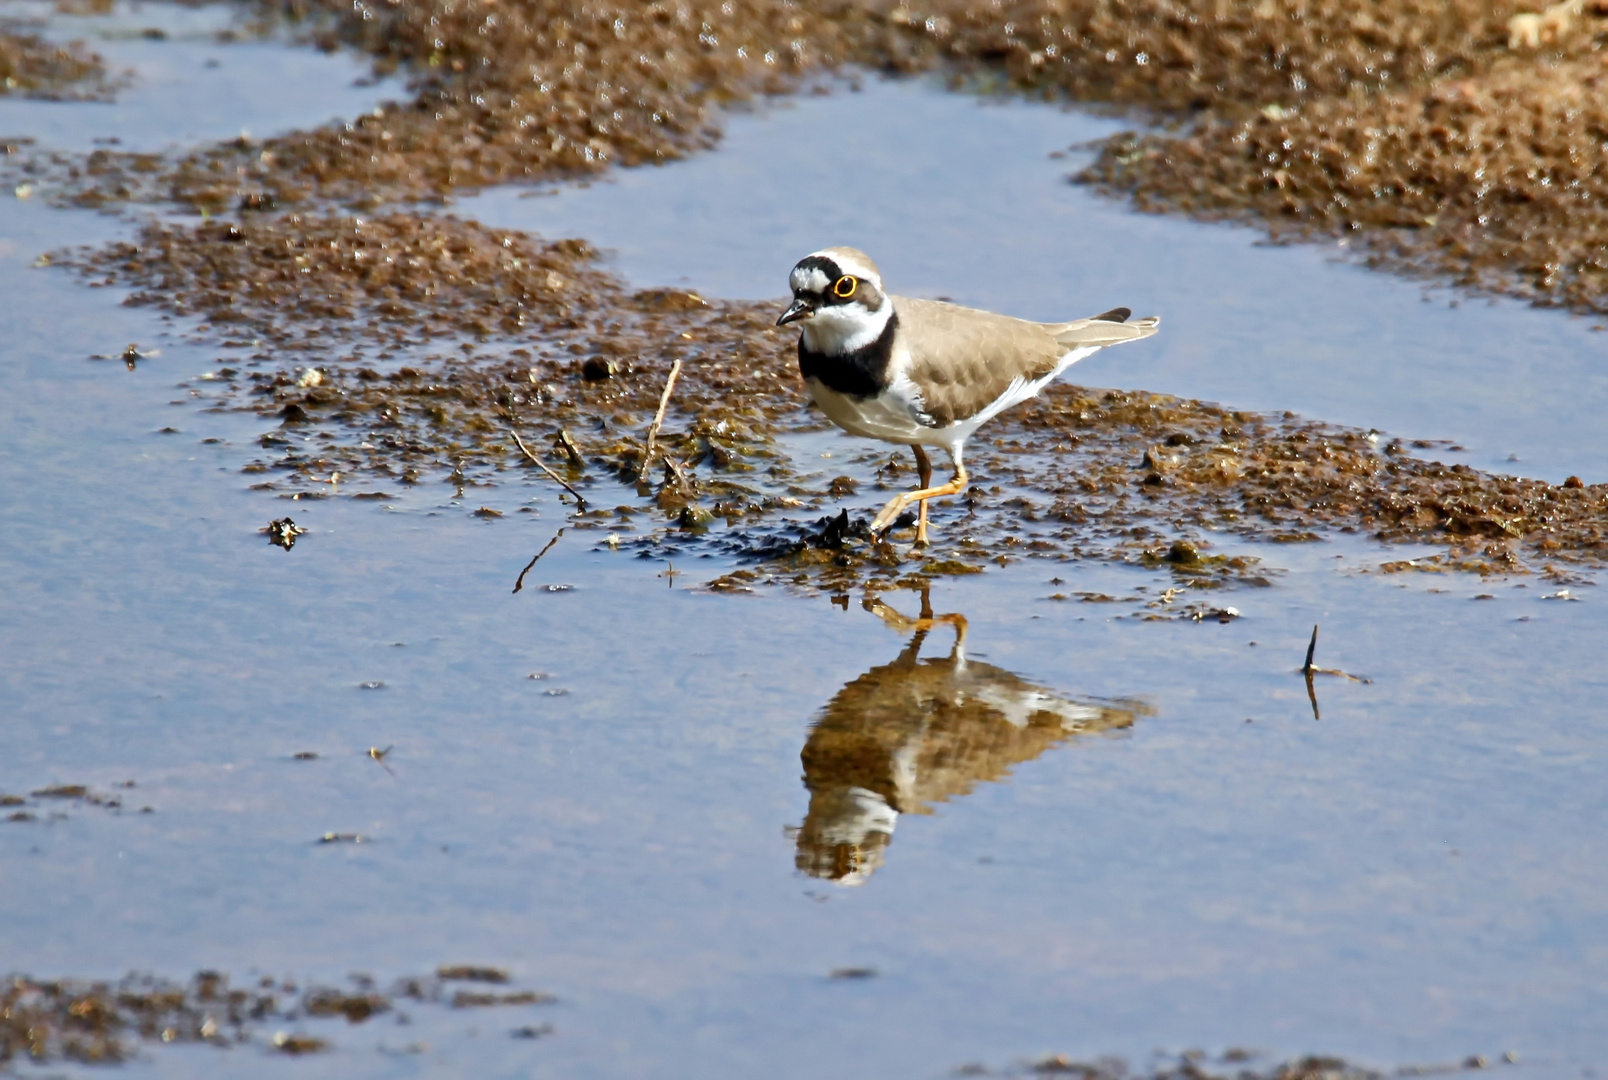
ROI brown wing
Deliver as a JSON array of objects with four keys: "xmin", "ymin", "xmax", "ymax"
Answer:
[{"xmin": 893, "ymin": 297, "xmax": 1064, "ymax": 426}]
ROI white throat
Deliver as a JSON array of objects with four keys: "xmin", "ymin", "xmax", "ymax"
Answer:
[{"xmin": 800, "ymin": 299, "xmax": 893, "ymax": 356}]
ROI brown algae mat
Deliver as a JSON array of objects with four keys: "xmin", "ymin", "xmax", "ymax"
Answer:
[
  {"xmin": 0, "ymin": 967, "xmax": 553, "ymax": 1065},
  {"xmin": 56, "ymin": 211, "xmax": 1608, "ymax": 597}
]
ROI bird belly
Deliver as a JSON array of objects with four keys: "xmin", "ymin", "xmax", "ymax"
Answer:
[{"xmin": 804, "ymin": 377, "xmax": 935, "ymax": 446}]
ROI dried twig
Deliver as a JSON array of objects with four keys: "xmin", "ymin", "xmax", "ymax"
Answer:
[
  {"xmin": 661, "ymin": 453, "xmax": 692, "ymax": 491},
  {"xmin": 555, "ymin": 428, "xmax": 585, "ymax": 467},
  {"xmin": 512, "ymin": 528, "xmax": 566, "ymax": 594},
  {"xmin": 637, "ymin": 359, "xmax": 683, "ymax": 483},
  {"xmin": 511, "ymin": 429, "xmax": 587, "ymax": 509}
]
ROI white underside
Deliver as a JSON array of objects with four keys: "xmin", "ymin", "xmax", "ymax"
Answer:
[{"xmin": 804, "ymin": 344, "xmax": 1103, "ymax": 462}]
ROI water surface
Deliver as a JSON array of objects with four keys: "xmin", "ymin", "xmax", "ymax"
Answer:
[{"xmin": 1, "ymin": 22, "xmax": 1606, "ymax": 1080}]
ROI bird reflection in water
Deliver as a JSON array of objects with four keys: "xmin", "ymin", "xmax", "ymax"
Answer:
[{"xmin": 791, "ymin": 591, "xmax": 1149, "ymax": 886}]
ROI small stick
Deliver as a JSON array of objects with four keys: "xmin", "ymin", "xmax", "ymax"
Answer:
[
  {"xmin": 1298, "ymin": 622, "xmax": 1370, "ymax": 720},
  {"xmin": 661, "ymin": 453, "xmax": 692, "ymax": 492},
  {"xmin": 1299, "ymin": 623, "xmax": 1368, "ymax": 682},
  {"xmin": 638, "ymin": 358, "xmax": 683, "ymax": 483},
  {"xmin": 513, "ymin": 528, "xmax": 565, "ymax": 594},
  {"xmin": 512, "ymin": 429, "xmax": 587, "ymax": 509},
  {"xmin": 555, "ymin": 428, "xmax": 585, "ymax": 467}
]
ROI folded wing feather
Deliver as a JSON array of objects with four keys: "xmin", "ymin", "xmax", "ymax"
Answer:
[{"xmin": 893, "ymin": 296, "xmax": 1159, "ymax": 428}]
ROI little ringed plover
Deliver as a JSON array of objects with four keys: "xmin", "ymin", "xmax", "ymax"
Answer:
[{"xmin": 777, "ymin": 247, "xmax": 1160, "ymax": 544}]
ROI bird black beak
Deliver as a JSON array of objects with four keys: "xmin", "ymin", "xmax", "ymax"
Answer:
[{"xmin": 776, "ymin": 296, "xmax": 814, "ymax": 326}]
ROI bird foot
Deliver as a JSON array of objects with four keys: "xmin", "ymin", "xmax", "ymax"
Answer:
[{"xmin": 869, "ymin": 494, "xmax": 912, "ymax": 537}]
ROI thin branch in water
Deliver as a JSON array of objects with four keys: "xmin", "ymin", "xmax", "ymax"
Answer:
[
  {"xmin": 513, "ymin": 528, "xmax": 566, "ymax": 594},
  {"xmin": 661, "ymin": 453, "xmax": 692, "ymax": 492},
  {"xmin": 555, "ymin": 428, "xmax": 585, "ymax": 467},
  {"xmin": 511, "ymin": 428, "xmax": 588, "ymax": 509},
  {"xmin": 1297, "ymin": 621, "xmax": 1371, "ymax": 719},
  {"xmin": 638, "ymin": 358, "xmax": 683, "ymax": 483},
  {"xmin": 368, "ymin": 744, "xmax": 396, "ymax": 778}
]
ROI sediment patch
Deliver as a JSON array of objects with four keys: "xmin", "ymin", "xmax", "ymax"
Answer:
[
  {"xmin": 0, "ymin": 967, "xmax": 555, "ymax": 1066},
  {"xmin": 0, "ymin": 26, "xmax": 110, "ymax": 99}
]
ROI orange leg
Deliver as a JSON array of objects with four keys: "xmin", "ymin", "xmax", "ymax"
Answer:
[
  {"xmin": 912, "ymin": 445, "xmax": 933, "ymax": 546},
  {"xmin": 871, "ymin": 452, "xmax": 969, "ymax": 538}
]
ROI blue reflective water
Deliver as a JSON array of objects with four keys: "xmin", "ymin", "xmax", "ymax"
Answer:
[{"xmin": 1, "ymin": 26, "xmax": 1606, "ymax": 1080}]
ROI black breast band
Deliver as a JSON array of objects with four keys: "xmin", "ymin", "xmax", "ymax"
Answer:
[{"xmin": 798, "ymin": 311, "xmax": 899, "ymax": 399}]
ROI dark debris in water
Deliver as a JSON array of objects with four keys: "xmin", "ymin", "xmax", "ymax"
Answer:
[
  {"xmin": 3, "ymin": 782, "xmax": 150, "ymax": 822},
  {"xmin": 972, "ymin": 1048, "xmax": 1516, "ymax": 1080},
  {"xmin": 56, "ymin": 212, "xmax": 1608, "ymax": 592},
  {"xmin": 436, "ymin": 966, "xmax": 509, "ymax": 983},
  {"xmin": 0, "ymin": 968, "xmax": 557, "ymax": 1067},
  {"xmin": 262, "ymin": 516, "xmax": 305, "ymax": 549}
]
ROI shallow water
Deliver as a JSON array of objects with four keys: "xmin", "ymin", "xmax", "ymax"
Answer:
[
  {"xmin": 455, "ymin": 77, "xmax": 1608, "ymax": 486},
  {"xmin": 2, "ymin": 17, "xmax": 1607, "ymax": 1080},
  {"xmin": 0, "ymin": 0, "xmax": 402, "ymax": 152}
]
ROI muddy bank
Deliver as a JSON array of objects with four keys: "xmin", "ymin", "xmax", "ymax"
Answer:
[
  {"xmin": 14, "ymin": 0, "xmax": 1607, "ymax": 314},
  {"xmin": 875, "ymin": 0, "xmax": 1608, "ymax": 314},
  {"xmin": 0, "ymin": 25, "xmax": 109, "ymax": 99},
  {"xmin": 17, "ymin": 0, "xmax": 882, "ymax": 209},
  {"xmin": 59, "ymin": 212, "xmax": 1608, "ymax": 593},
  {"xmin": 1078, "ymin": 49, "xmax": 1608, "ymax": 315}
]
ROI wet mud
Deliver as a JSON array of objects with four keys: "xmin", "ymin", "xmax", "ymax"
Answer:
[
  {"xmin": 1078, "ymin": 48, "xmax": 1608, "ymax": 315},
  {"xmin": 59, "ymin": 211, "xmax": 1608, "ymax": 593},
  {"xmin": 0, "ymin": 967, "xmax": 556, "ymax": 1066},
  {"xmin": 0, "ymin": 24, "xmax": 110, "ymax": 99}
]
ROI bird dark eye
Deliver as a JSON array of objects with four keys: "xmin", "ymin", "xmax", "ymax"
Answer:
[{"xmin": 832, "ymin": 276, "xmax": 858, "ymax": 299}]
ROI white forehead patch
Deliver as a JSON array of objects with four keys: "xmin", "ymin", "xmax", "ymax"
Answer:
[
  {"xmin": 791, "ymin": 266, "xmax": 830, "ymax": 294},
  {"xmin": 816, "ymin": 250, "xmax": 878, "ymax": 282}
]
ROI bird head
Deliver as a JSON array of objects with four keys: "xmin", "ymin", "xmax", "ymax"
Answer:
[{"xmin": 777, "ymin": 248, "xmax": 891, "ymax": 353}]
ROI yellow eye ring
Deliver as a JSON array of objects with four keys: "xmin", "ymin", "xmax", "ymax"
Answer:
[{"xmin": 832, "ymin": 276, "xmax": 858, "ymax": 299}]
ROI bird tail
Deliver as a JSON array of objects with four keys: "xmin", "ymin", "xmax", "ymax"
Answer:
[{"xmin": 1046, "ymin": 310, "xmax": 1161, "ymax": 350}]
